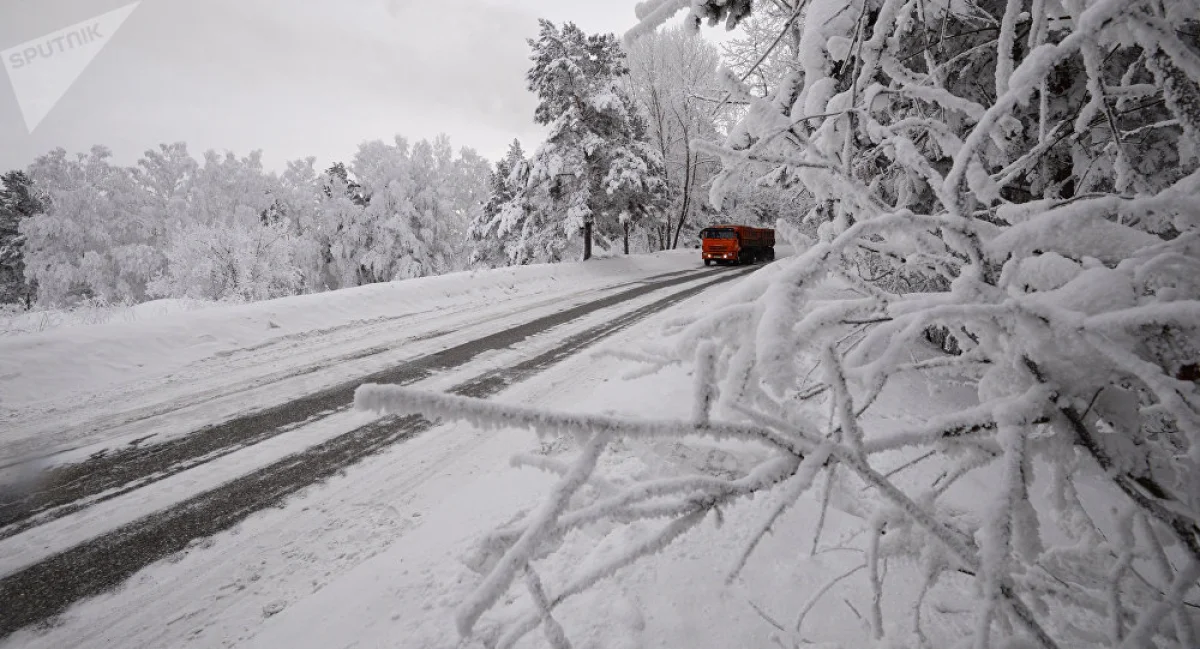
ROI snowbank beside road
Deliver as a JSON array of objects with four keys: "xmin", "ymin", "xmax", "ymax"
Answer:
[
  {"xmin": 0, "ymin": 299, "xmax": 217, "ymax": 338},
  {"xmin": 0, "ymin": 252, "xmax": 697, "ymax": 412}
]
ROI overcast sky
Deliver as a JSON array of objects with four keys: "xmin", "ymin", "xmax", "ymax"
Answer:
[{"xmin": 0, "ymin": 0, "xmax": 732, "ymax": 173}]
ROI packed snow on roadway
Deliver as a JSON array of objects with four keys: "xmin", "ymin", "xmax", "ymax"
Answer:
[
  {"xmin": 0, "ymin": 250, "xmax": 711, "ymax": 466},
  {"xmin": 1, "ymin": 245, "xmax": 998, "ymax": 649}
]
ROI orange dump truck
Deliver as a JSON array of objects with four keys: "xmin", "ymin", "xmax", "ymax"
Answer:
[{"xmin": 700, "ymin": 225, "xmax": 776, "ymax": 266}]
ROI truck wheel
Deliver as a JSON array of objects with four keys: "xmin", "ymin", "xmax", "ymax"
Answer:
[
  {"xmin": 767, "ymin": 247, "xmax": 775, "ymax": 261},
  {"xmin": 704, "ymin": 259, "xmax": 712, "ymax": 266}
]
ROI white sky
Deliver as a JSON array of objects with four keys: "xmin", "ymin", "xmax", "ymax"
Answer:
[{"xmin": 0, "ymin": 0, "xmax": 734, "ymax": 173}]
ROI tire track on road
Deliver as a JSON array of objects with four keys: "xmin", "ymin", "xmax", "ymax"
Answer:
[
  {"xmin": 0, "ymin": 266, "xmax": 752, "ymax": 637},
  {"xmin": 0, "ymin": 268, "xmax": 701, "ymax": 474},
  {"xmin": 0, "ymin": 268, "xmax": 723, "ymax": 538}
]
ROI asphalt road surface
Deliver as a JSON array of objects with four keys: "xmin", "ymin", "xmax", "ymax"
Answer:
[{"xmin": 0, "ymin": 264, "xmax": 757, "ymax": 637}]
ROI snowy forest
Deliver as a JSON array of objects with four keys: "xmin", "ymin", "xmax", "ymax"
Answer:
[
  {"xmin": 0, "ymin": 138, "xmax": 493, "ymax": 308},
  {"xmin": 353, "ymin": 0, "xmax": 1200, "ymax": 648}
]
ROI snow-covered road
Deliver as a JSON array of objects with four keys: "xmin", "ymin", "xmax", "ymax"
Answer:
[{"xmin": 0, "ymin": 251, "xmax": 762, "ymax": 643}]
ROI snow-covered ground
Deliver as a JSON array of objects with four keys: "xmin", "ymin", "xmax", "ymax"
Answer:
[
  {"xmin": 0, "ymin": 298, "xmax": 218, "ymax": 338},
  {"xmin": 1, "ymin": 246, "xmax": 990, "ymax": 649},
  {"xmin": 240, "ymin": 299, "xmax": 983, "ymax": 649},
  {"xmin": 0, "ymin": 256, "xmax": 735, "ymax": 579},
  {"xmin": 0, "ymin": 250, "xmax": 769, "ymax": 646},
  {"xmin": 0, "ymin": 251, "xmax": 703, "ymax": 466},
  {"xmin": 0, "ymin": 255, "xmax": 767, "ymax": 649},
  {"xmin": 3, "ymin": 245, "xmax": 1164, "ymax": 649}
]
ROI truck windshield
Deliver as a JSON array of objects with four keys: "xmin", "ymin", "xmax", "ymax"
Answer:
[{"xmin": 702, "ymin": 229, "xmax": 737, "ymax": 240}]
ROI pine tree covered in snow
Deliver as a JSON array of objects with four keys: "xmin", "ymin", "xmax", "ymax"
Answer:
[
  {"xmin": 481, "ymin": 20, "xmax": 669, "ymax": 264},
  {"xmin": 321, "ymin": 162, "xmax": 366, "ymax": 206},
  {"xmin": 0, "ymin": 170, "xmax": 43, "ymax": 308},
  {"xmin": 470, "ymin": 140, "xmax": 530, "ymax": 267},
  {"xmin": 489, "ymin": 141, "xmax": 528, "ymax": 223},
  {"xmin": 357, "ymin": 0, "xmax": 1200, "ymax": 647}
]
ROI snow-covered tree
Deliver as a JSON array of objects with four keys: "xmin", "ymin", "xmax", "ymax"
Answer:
[
  {"xmin": 627, "ymin": 25, "xmax": 725, "ymax": 249},
  {"xmin": 185, "ymin": 149, "xmax": 279, "ymax": 228},
  {"xmin": 449, "ymin": 146, "xmax": 494, "ymax": 238},
  {"xmin": 718, "ymin": 4, "xmax": 800, "ymax": 99},
  {"xmin": 304, "ymin": 162, "xmax": 370, "ymax": 290},
  {"xmin": 489, "ymin": 140, "xmax": 527, "ymax": 220},
  {"xmin": 357, "ymin": 0, "xmax": 1200, "ymax": 647},
  {"xmin": 469, "ymin": 140, "xmax": 528, "ymax": 268},
  {"xmin": 486, "ymin": 142, "xmax": 563, "ymax": 265},
  {"xmin": 133, "ymin": 142, "xmax": 198, "ymax": 227},
  {"xmin": 0, "ymin": 170, "xmax": 44, "ymax": 308},
  {"xmin": 488, "ymin": 20, "xmax": 669, "ymax": 263},
  {"xmin": 147, "ymin": 218, "xmax": 302, "ymax": 302},
  {"xmin": 716, "ymin": 163, "xmax": 812, "ymax": 231},
  {"xmin": 10, "ymin": 133, "xmax": 489, "ymax": 305},
  {"xmin": 272, "ymin": 157, "xmax": 325, "ymax": 291},
  {"xmin": 145, "ymin": 148, "xmax": 305, "ymax": 301},
  {"xmin": 321, "ymin": 162, "xmax": 366, "ymax": 205},
  {"xmin": 345, "ymin": 135, "xmax": 474, "ymax": 282},
  {"xmin": 426, "ymin": 135, "xmax": 492, "ymax": 261},
  {"xmin": 22, "ymin": 146, "xmax": 161, "ymax": 306}
]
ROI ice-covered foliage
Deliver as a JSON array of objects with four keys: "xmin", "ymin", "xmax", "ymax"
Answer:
[
  {"xmin": 358, "ymin": 0, "xmax": 1200, "ymax": 646},
  {"xmin": 718, "ymin": 3, "xmax": 802, "ymax": 99},
  {"xmin": 148, "ymin": 219, "xmax": 301, "ymax": 302},
  {"xmin": 344, "ymin": 135, "xmax": 483, "ymax": 283},
  {"xmin": 626, "ymin": 25, "xmax": 725, "ymax": 249},
  {"xmin": 478, "ymin": 21, "xmax": 670, "ymax": 265},
  {"xmin": 14, "ymin": 136, "xmax": 489, "ymax": 306},
  {"xmin": 21, "ymin": 146, "xmax": 167, "ymax": 306},
  {"xmin": 145, "ymin": 148, "xmax": 294, "ymax": 301}
]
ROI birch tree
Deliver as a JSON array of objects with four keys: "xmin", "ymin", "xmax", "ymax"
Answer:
[{"xmin": 627, "ymin": 25, "xmax": 725, "ymax": 249}]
